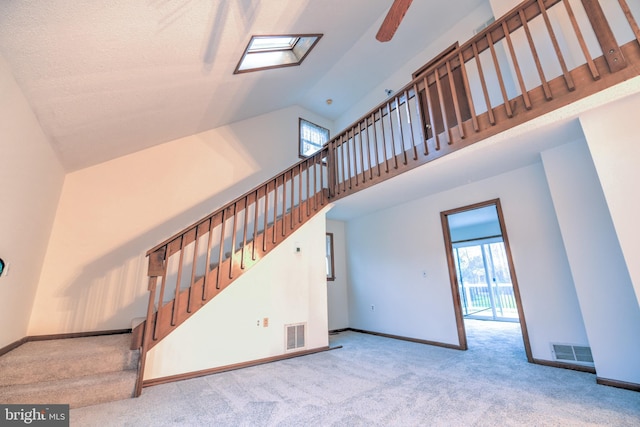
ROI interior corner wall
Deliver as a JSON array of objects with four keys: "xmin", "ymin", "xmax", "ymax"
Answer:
[
  {"xmin": 578, "ymin": 92, "xmax": 640, "ymax": 308},
  {"xmin": 326, "ymin": 219, "xmax": 349, "ymax": 330},
  {"xmin": 345, "ymin": 163, "xmax": 588, "ymax": 358},
  {"xmin": 143, "ymin": 210, "xmax": 329, "ymax": 381},
  {"xmin": 541, "ymin": 138, "xmax": 640, "ymax": 385},
  {"xmin": 28, "ymin": 105, "xmax": 334, "ymax": 336},
  {"xmin": 0, "ymin": 54, "xmax": 65, "ymax": 347}
]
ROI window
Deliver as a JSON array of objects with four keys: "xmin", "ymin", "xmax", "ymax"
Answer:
[
  {"xmin": 234, "ymin": 34, "xmax": 322, "ymax": 74},
  {"xmin": 299, "ymin": 118, "xmax": 329, "ymax": 158},
  {"xmin": 326, "ymin": 233, "xmax": 335, "ymax": 281}
]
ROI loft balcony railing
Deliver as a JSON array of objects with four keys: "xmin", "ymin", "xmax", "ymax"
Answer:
[
  {"xmin": 134, "ymin": 0, "xmax": 640, "ymax": 396},
  {"xmin": 326, "ymin": 0, "xmax": 640, "ymax": 199}
]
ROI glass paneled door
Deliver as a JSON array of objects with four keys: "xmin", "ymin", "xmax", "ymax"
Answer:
[{"xmin": 453, "ymin": 239, "xmax": 518, "ymax": 321}]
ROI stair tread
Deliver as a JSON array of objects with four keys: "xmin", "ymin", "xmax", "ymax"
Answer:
[
  {"xmin": 0, "ymin": 370, "xmax": 137, "ymax": 408},
  {"xmin": 0, "ymin": 334, "xmax": 138, "ymax": 386}
]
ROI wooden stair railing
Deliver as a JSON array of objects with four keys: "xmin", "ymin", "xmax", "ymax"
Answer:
[
  {"xmin": 133, "ymin": 0, "xmax": 640, "ymax": 397},
  {"xmin": 133, "ymin": 148, "xmax": 329, "ymax": 395},
  {"xmin": 326, "ymin": 0, "xmax": 640, "ymax": 201}
]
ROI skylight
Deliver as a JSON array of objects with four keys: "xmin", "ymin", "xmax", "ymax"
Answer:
[{"xmin": 234, "ymin": 34, "xmax": 322, "ymax": 74}]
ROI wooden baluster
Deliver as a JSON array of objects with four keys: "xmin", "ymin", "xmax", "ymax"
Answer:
[
  {"xmin": 331, "ymin": 141, "xmax": 338, "ymax": 195},
  {"xmin": 229, "ymin": 203, "xmax": 237, "ymax": 279},
  {"xmin": 411, "ymin": 82, "xmax": 427, "ymax": 156},
  {"xmin": 313, "ymin": 155, "xmax": 319, "ymax": 210},
  {"xmin": 378, "ymin": 107, "xmax": 390, "ymax": 173},
  {"xmin": 320, "ymin": 150, "xmax": 326, "ymax": 205},
  {"xmin": 153, "ymin": 247, "xmax": 168, "ymax": 341},
  {"xmin": 405, "ymin": 87, "xmax": 418, "ymax": 160},
  {"xmin": 369, "ymin": 112, "xmax": 381, "ymax": 176},
  {"xmin": 563, "ymin": 0, "xmax": 599, "ymax": 80},
  {"xmin": 619, "ymin": 0, "xmax": 640, "ymax": 46},
  {"xmin": 335, "ymin": 142, "xmax": 341, "ymax": 195},
  {"xmin": 445, "ymin": 60, "xmax": 466, "ymax": 138},
  {"xmin": 252, "ymin": 190, "xmax": 259, "ymax": 261},
  {"xmin": 581, "ymin": 0, "xmax": 627, "ymax": 73},
  {"xmin": 421, "ymin": 75, "xmax": 438, "ymax": 152},
  {"xmin": 386, "ymin": 101, "xmax": 399, "ymax": 168},
  {"xmin": 537, "ymin": 0, "xmax": 575, "ymax": 90},
  {"xmin": 350, "ymin": 128, "xmax": 357, "ymax": 187},
  {"xmin": 394, "ymin": 94, "xmax": 408, "ymax": 164},
  {"xmin": 518, "ymin": 9, "xmax": 553, "ymax": 100},
  {"xmin": 341, "ymin": 134, "xmax": 348, "ymax": 192},
  {"xmin": 364, "ymin": 116, "xmax": 374, "ymax": 180},
  {"xmin": 501, "ymin": 21, "xmax": 532, "ymax": 109},
  {"xmin": 298, "ymin": 164, "xmax": 303, "ymax": 221},
  {"xmin": 305, "ymin": 158, "xmax": 311, "ymax": 216},
  {"xmin": 171, "ymin": 236, "xmax": 184, "ymax": 326},
  {"xmin": 202, "ymin": 217, "xmax": 214, "ymax": 300},
  {"xmin": 281, "ymin": 173, "xmax": 287, "ymax": 237},
  {"xmin": 472, "ymin": 41, "xmax": 497, "ymax": 125},
  {"xmin": 241, "ymin": 196, "xmax": 249, "ymax": 269},
  {"xmin": 358, "ymin": 122, "xmax": 366, "ymax": 183},
  {"xmin": 332, "ymin": 139, "xmax": 338, "ymax": 194},
  {"xmin": 328, "ymin": 140, "xmax": 338, "ymax": 198},
  {"xmin": 346, "ymin": 130, "xmax": 353, "ymax": 188},
  {"xmin": 434, "ymin": 66, "xmax": 452, "ymax": 145},
  {"xmin": 217, "ymin": 208, "xmax": 226, "ymax": 289},
  {"xmin": 187, "ymin": 225, "xmax": 200, "ymax": 313},
  {"xmin": 262, "ymin": 183, "xmax": 268, "ymax": 252},
  {"xmin": 487, "ymin": 31, "xmax": 514, "ymax": 118},
  {"xmin": 457, "ymin": 50, "xmax": 479, "ymax": 132},
  {"xmin": 290, "ymin": 169, "xmax": 295, "ymax": 229},
  {"xmin": 144, "ymin": 276, "xmax": 158, "ymax": 346},
  {"xmin": 273, "ymin": 177, "xmax": 279, "ymax": 243}
]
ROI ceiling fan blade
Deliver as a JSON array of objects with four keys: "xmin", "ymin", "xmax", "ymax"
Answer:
[{"xmin": 376, "ymin": 0, "xmax": 414, "ymax": 42}]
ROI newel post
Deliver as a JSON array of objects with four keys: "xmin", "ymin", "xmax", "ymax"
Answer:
[
  {"xmin": 326, "ymin": 142, "xmax": 337, "ymax": 199},
  {"xmin": 581, "ymin": 0, "xmax": 627, "ymax": 73}
]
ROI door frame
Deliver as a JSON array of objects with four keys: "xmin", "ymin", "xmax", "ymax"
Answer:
[{"xmin": 440, "ymin": 198, "xmax": 533, "ymax": 362}]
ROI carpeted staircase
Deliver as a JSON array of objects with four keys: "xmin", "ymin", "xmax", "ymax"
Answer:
[{"xmin": 0, "ymin": 334, "xmax": 138, "ymax": 408}]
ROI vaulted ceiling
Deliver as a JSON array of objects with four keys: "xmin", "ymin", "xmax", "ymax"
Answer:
[{"xmin": 0, "ymin": 0, "xmax": 488, "ymax": 171}]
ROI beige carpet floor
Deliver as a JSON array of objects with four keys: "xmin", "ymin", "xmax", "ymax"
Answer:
[{"xmin": 70, "ymin": 320, "xmax": 640, "ymax": 426}]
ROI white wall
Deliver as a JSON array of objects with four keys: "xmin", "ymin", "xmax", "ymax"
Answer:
[
  {"xmin": 144, "ymin": 210, "xmax": 329, "ymax": 380},
  {"xmin": 345, "ymin": 162, "xmax": 589, "ymax": 360},
  {"xmin": 326, "ymin": 219, "xmax": 349, "ymax": 330},
  {"xmin": 579, "ymin": 92, "xmax": 640, "ymax": 307},
  {"xmin": 28, "ymin": 105, "xmax": 333, "ymax": 335},
  {"xmin": 541, "ymin": 139, "xmax": 640, "ymax": 384},
  {"xmin": 0, "ymin": 55, "xmax": 65, "ymax": 347}
]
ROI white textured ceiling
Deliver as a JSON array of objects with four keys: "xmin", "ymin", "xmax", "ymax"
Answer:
[{"xmin": 0, "ymin": 0, "xmax": 487, "ymax": 171}]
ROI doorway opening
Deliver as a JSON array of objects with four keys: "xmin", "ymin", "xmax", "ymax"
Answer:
[{"xmin": 441, "ymin": 199, "xmax": 532, "ymax": 362}]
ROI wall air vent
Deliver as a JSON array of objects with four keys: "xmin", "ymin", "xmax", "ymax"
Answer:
[
  {"xmin": 551, "ymin": 343, "xmax": 594, "ymax": 364},
  {"xmin": 286, "ymin": 323, "xmax": 306, "ymax": 351}
]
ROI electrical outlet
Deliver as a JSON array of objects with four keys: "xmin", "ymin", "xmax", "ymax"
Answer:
[
  {"xmin": 371, "ymin": 305, "xmax": 375, "ymax": 311},
  {"xmin": 257, "ymin": 319, "xmax": 260, "ymax": 327}
]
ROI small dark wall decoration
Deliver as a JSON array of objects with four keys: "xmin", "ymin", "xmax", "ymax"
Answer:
[{"xmin": 0, "ymin": 258, "xmax": 5, "ymax": 276}]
